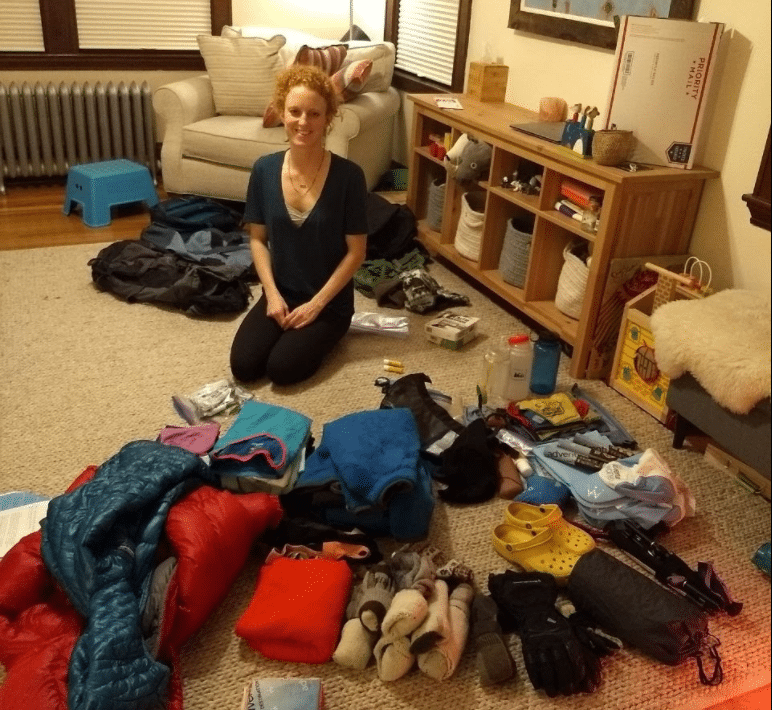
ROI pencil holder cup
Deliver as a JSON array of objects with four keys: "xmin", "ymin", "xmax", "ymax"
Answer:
[{"xmin": 592, "ymin": 130, "xmax": 635, "ymax": 166}]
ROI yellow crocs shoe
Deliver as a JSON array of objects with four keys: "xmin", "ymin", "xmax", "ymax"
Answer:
[
  {"xmin": 504, "ymin": 502, "xmax": 596, "ymax": 556},
  {"xmin": 491, "ymin": 523, "xmax": 582, "ymax": 584}
]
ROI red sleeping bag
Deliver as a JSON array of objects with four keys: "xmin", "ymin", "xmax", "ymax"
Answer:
[{"xmin": 0, "ymin": 465, "xmax": 283, "ymax": 710}]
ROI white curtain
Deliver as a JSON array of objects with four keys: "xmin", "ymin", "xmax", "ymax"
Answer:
[
  {"xmin": 0, "ymin": 0, "xmax": 45, "ymax": 51},
  {"xmin": 395, "ymin": 0, "xmax": 460, "ymax": 86},
  {"xmin": 73, "ymin": 0, "xmax": 212, "ymax": 50}
]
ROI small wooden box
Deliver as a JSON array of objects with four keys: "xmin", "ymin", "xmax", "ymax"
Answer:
[{"xmin": 467, "ymin": 62, "xmax": 509, "ymax": 102}]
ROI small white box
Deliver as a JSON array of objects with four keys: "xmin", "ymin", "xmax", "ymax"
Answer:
[
  {"xmin": 426, "ymin": 328, "xmax": 479, "ymax": 350},
  {"xmin": 425, "ymin": 311, "xmax": 480, "ymax": 349},
  {"xmin": 603, "ymin": 17, "xmax": 725, "ymax": 169}
]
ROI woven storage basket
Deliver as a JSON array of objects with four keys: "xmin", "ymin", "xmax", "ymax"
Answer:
[
  {"xmin": 555, "ymin": 241, "xmax": 590, "ymax": 319},
  {"xmin": 498, "ymin": 214, "xmax": 534, "ymax": 288},
  {"xmin": 426, "ymin": 177, "xmax": 446, "ymax": 232},
  {"xmin": 592, "ymin": 130, "xmax": 634, "ymax": 166},
  {"xmin": 454, "ymin": 191, "xmax": 486, "ymax": 261}
]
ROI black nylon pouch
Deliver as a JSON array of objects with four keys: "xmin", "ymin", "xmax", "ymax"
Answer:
[
  {"xmin": 567, "ymin": 549, "xmax": 722, "ymax": 685},
  {"xmin": 377, "ymin": 373, "xmax": 465, "ymax": 453}
]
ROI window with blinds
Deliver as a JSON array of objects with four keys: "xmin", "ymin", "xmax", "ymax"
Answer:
[
  {"xmin": 0, "ymin": 0, "xmax": 45, "ymax": 51},
  {"xmin": 394, "ymin": 0, "xmax": 461, "ymax": 87},
  {"xmin": 74, "ymin": 0, "xmax": 212, "ymax": 50}
]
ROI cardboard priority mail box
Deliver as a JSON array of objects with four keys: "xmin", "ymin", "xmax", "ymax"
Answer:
[{"xmin": 603, "ymin": 17, "xmax": 724, "ymax": 169}]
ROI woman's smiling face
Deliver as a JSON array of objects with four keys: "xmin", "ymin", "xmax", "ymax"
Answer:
[{"xmin": 283, "ymin": 85, "xmax": 329, "ymax": 148}]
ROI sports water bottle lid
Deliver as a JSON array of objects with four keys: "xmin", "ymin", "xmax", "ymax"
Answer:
[
  {"xmin": 508, "ymin": 334, "xmax": 529, "ymax": 345},
  {"xmin": 537, "ymin": 329, "xmax": 560, "ymax": 342}
]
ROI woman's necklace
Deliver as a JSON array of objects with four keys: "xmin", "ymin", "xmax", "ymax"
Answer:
[{"xmin": 286, "ymin": 151, "xmax": 325, "ymax": 197}]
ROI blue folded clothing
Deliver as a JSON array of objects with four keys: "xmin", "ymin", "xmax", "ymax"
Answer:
[
  {"xmin": 530, "ymin": 433, "xmax": 679, "ymax": 529},
  {"xmin": 296, "ymin": 408, "xmax": 435, "ymax": 540}
]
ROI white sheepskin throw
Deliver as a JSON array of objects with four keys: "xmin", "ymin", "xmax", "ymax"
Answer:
[{"xmin": 650, "ymin": 289, "xmax": 771, "ymax": 415}]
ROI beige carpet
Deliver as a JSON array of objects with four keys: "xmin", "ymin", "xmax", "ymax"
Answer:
[{"xmin": 0, "ymin": 243, "xmax": 769, "ymax": 710}]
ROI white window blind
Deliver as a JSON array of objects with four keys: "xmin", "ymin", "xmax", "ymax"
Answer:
[
  {"xmin": 73, "ymin": 0, "xmax": 212, "ymax": 50},
  {"xmin": 0, "ymin": 0, "xmax": 45, "ymax": 51},
  {"xmin": 395, "ymin": 0, "xmax": 460, "ymax": 86}
]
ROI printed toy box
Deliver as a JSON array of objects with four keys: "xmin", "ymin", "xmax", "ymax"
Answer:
[{"xmin": 610, "ymin": 287, "xmax": 671, "ymax": 422}]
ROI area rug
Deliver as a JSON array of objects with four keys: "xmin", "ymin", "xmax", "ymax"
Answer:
[{"xmin": 0, "ymin": 243, "xmax": 769, "ymax": 710}]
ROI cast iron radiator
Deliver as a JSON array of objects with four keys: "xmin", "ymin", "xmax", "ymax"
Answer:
[{"xmin": 0, "ymin": 81, "xmax": 157, "ymax": 193}]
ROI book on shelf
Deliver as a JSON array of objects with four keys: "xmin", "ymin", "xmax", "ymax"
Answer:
[
  {"xmin": 240, "ymin": 678, "xmax": 323, "ymax": 710},
  {"xmin": 554, "ymin": 200, "xmax": 584, "ymax": 221},
  {"xmin": 560, "ymin": 178, "xmax": 603, "ymax": 209}
]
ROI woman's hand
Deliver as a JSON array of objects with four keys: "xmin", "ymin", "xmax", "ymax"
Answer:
[
  {"xmin": 284, "ymin": 300, "xmax": 323, "ymax": 329},
  {"xmin": 266, "ymin": 294, "xmax": 290, "ymax": 328}
]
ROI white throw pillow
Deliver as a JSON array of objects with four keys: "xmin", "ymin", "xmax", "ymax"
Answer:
[
  {"xmin": 197, "ymin": 34, "xmax": 286, "ymax": 116},
  {"xmin": 222, "ymin": 28, "xmax": 395, "ymax": 92},
  {"xmin": 222, "ymin": 26, "xmax": 324, "ymax": 68}
]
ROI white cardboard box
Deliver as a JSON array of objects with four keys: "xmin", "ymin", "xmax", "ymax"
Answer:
[
  {"xmin": 603, "ymin": 17, "xmax": 724, "ymax": 169},
  {"xmin": 426, "ymin": 327, "xmax": 479, "ymax": 350},
  {"xmin": 425, "ymin": 311, "xmax": 480, "ymax": 342}
]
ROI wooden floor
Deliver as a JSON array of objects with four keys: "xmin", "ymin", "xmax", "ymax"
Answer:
[
  {"xmin": 0, "ymin": 180, "xmax": 168, "ymax": 251},
  {"xmin": 0, "ymin": 181, "xmax": 408, "ymax": 251}
]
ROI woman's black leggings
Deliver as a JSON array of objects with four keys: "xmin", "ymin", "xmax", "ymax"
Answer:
[{"xmin": 230, "ymin": 293, "xmax": 350, "ymax": 385}]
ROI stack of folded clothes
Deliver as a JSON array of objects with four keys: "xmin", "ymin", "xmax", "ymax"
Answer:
[{"xmin": 209, "ymin": 400, "xmax": 312, "ymax": 494}]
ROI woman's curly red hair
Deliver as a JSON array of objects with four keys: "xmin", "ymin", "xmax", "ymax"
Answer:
[{"xmin": 273, "ymin": 64, "xmax": 340, "ymax": 125}]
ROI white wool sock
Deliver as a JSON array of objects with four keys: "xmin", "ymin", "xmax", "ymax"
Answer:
[
  {"xmin": 409, "ymin": 580, "xmax": 450, "ymax": 654},
  {"xmin": 381, "ymin": 588, "xmax": 429, "ymax": 640},
  {"xmin": 374, "ymin": 633, "xmax": 415, "ymax": 681},
  {"xmin": 333, "ymin": 618, "xmax": 377, "ymax": 670},
  {"xmin": 418, "ymin": 582, "xmax": 474, "ymax": 681}
]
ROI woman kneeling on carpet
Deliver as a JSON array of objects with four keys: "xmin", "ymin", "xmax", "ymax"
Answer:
[{"xmin": 230, "ymin": 64, "xmax": 368, "ymax": 385}]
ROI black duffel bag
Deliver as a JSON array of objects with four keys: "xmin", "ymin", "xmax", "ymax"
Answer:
[{"xmin": 567, "ymin": 548, "xmax": 723, "ymax": 685}]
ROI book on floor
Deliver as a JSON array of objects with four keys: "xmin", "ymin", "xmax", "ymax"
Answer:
[
  {"xmin": 0, "ymin": 493, "xmax": 50, "ymax": 558},
  {"xmin": 240, "ymin": 678, "xmax": 323, "ymax": 710}
]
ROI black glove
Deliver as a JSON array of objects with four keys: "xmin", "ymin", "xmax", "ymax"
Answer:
[
  {"xmin": 567, "ymin": 610, "xmax": 622, "ymax": 658},
  {"xmin": 488, "ymin": 571, "xmax": 602, "ymax": 697}
]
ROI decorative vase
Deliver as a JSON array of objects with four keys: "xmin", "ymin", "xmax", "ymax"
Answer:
[{"xmin": 592, "ymin": 130, "xmax": 635, "ymax": 166}]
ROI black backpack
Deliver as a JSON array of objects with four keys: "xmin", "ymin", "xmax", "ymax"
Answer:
[
  {"xmin": 365, "ymin": 192, "xmax": 420, "ymax": 260},
  {"xmin": 149, "ymin": 195, "xmax": 243, "ymax": 234},
  {"xmin": 89, "ymin": 240, "xmax": 252, "ymax": 315}
]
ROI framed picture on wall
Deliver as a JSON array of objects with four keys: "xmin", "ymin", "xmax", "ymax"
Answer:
[{"xmin": 508, "ymin": 0, "xmax": 695, "ymax": 49}]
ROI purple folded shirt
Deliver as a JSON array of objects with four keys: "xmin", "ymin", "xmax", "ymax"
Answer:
[{"xmin": 158, "ymin": 422, "xmax": 221, "ymax": 455}]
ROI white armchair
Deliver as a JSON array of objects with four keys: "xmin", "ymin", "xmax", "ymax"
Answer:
[{"xmin": 153, "ymin": 28, "xmax": 402, "ymax": 201}]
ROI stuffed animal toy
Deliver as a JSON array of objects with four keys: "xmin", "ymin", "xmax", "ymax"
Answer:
[{"xmin": 445, "ymin": 134, "xmax": 492, "ymax": 184}]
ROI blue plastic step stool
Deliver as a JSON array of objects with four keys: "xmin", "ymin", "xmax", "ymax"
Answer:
[{"xmin": 63, "ymin": 159, "xmax": 158, "ymax": 227}]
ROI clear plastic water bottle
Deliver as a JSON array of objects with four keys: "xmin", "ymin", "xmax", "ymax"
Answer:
[
  {"xmin": 529, "ymin": 330, "xmax": 561, "ymax": 395},
  {"xmin": 478, "ymin": 339, "xmax": 509, "ymax": 407},
  {"xmin": 504, "ymin": 334, "xmax": 533, "ymax": 403}
]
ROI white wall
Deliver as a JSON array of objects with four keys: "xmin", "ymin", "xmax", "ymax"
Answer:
[{"xmin": 232, "ymin": 0, "xmax": 385, "ymax": 42}]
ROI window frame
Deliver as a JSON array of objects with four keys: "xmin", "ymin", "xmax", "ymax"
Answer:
[
  {"xmin": 384, "ymin": 0, "xmax": 472, "ymax": 94},
  {"xmin": 0, "ymin": 0, "xmax": 231, "ymax": 71}
]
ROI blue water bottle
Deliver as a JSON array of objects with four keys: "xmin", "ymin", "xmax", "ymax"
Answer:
[{"xmin": 529, "ymin": 330, "xmax": 561, "ymax": 395}]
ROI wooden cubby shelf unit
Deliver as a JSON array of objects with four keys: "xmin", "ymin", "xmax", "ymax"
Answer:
[{"xmin": 406, "ymin": 93, "xmax": 719, "ymax": 379}]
